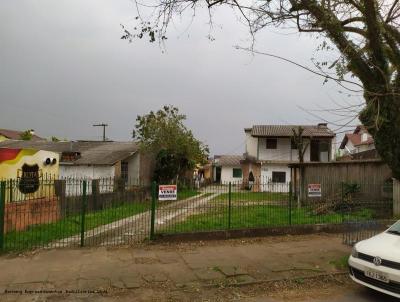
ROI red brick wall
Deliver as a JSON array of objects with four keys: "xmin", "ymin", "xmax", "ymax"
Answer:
[
  {"xmin": 241, "ymin": 162, "xmax": 261, "ymax": 192},
  {"xmin": 4, "ymin": 197, "xmax": 60, "ymax": 233}
]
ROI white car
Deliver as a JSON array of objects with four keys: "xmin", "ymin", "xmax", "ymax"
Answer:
[{"xmin": 348, "ymin": 220, "xmax": 400, "ymax": 298}]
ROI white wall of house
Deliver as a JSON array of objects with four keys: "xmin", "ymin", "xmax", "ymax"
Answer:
[
  {"xmin": 257, "ymin": 137, "xmax": 311, "ymax": 162},
  {"xmin": 220, "ymin": 166, "xmax": 243, "ymax": 184},
  {"xmin": 260, "ymin": 164, "xmax": 290, "ymax": 192},
  {"xmin": 342, "ymin": 140, "xmax": 356, "ymax": 154},
  {"xmin": 60, "ymin": 165, "xmax": 115, "ymax": 179},
  {"xmin": 357, "ymin": 144, "xmax": 375, "ymax": 153},
  {"xmin": 342, "ymin": 140, "xmax": 375, "ymax": 155},
  {"xmin": 60, "ymin": 165, "xmax": 115, "ymax": 196},
  {"xmin": 245, "ymin": 131, "xmax": 258, "ymax": 158},
  {"xmin": 330, "ymin": 136, "xmax": 337, "ymax": 161}
]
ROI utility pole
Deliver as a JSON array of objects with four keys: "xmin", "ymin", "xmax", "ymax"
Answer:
[{"xmin": 93, "ymin": 123, "xmax": 108, "ymax": 141}]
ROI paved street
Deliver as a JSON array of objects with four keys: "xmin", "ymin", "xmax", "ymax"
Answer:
[
  {"xmin": 309, "ymin": 289, "xmax": 398, "ymax": 302},
  {"xmin": 0, "ymin": 234, "xmax": 355, "ymax": 301},
  {"xmin": 244, "ymin": 286, "xmax": 398, "ymax": 302}
]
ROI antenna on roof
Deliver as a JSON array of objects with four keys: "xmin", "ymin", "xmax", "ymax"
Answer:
[{"xmin": 93, "ymin": 123, "xmax": 108, "ymax": 141}]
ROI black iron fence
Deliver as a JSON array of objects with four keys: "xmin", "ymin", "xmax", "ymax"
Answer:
[
  {"xmin": 0, "ymin": 177, "xmax": 152, "ymax": 252},
  {"xmin": 0, "ymin": 177, "xmax": 394, "ymax": 252},
  {"xmin": 154, "ymin": 180, "xmax": 393, "ymax": 236}
]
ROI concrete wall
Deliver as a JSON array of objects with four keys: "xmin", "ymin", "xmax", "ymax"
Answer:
[
  {"xmin": 357, "ymin": 144, "xmax": 375, "ymax": 153},
  {"xmin": 342, "ymin": 140, "xmax": 355, "ymax": 154},
  {"xmin": 59, "ymin": 165, "xmax": 115, "ymax": 196},
  {"xmin": 0, "ymin": 149, "xmax": 60, "ymax": 202},
  {"xmin": 257, "ymin": 138, "xmax": 311, "ymax": 162},
  {"xmin": 221, "ymin": 166, "xmax": 243, "ymax": 184},
  {"xmin": 245, "ymin": 131, "xmax": 258, "ymax": 158},
  {"xmin": 260, "ymin": 164, "xmax": 290, "ymax": 192},
  {"xmin": 60, "ymin": 165, "xmax": 115, "ymax": 179}
]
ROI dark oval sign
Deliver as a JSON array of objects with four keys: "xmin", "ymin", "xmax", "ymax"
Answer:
[{"xmin": 19, "ymin": 163, "xmax": 40, "ymax": 194}]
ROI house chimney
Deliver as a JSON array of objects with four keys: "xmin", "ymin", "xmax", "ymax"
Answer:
[{"xmin": 317, "ymin": 123, "xmax": 328, "ymax": 128}]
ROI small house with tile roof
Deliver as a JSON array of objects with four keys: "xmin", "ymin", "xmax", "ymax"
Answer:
[
  {"xmin": 339, "ymin": 125, "xmax": 375, "ymax": 157},
  {"xmin": 212, "ymin": 155, "xmax": 244, "ymax": 184},
  {"xmin": 0, "ymin": 129, "xmax": 45, "ymax": 142},
  {"xmin": 0, "ymin": 140, "xmax": 154, "ymax": 192}
]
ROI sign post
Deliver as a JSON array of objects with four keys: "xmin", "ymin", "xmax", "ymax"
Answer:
[
  {"xmin": 150, "ymin": 182, "xmax": 157, "ymax": 240},
  {"xmin": 158, "ymin": 185, "xmax": 178, "ymax": 201},
  {"xmin": 307, "ymin": 184, "xmax": 322, "ymax": 198}
]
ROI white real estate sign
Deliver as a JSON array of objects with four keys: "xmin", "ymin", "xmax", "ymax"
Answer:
[
  {"xmin": 158, "ymin": 185, "xmax": 178, "ymax": 201},
  {"xmin": 308, "ymin": 184, "xmax": 322, "ymax": 197}
]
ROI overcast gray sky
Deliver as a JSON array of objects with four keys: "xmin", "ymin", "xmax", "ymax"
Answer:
[{"xmin": 0, "ymin": 0, "xmax": 361, "ymax": 155}]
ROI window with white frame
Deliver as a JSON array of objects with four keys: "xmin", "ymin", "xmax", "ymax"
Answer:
[{"xmin": 232, "ymin": 168, "xmax": 242, "ymax": 178}]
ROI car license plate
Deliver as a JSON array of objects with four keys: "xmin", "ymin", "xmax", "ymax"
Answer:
[{"xmin": 365, "ymin": 270, "xmax": 389, "ymax": 283}]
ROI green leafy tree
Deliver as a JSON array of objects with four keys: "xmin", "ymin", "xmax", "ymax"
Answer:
[
  {"xmin": 51, "ymin": 136, "xmax": 60, "ymax": 142},
  {"xmin": 19, "ymin": 130, "xmax": 33, "ymax": 141},
  {"xmin": 128, "ymin": 0, "xmax": 400, "ymax": 179},
  {"xmin": 133, "ymin": 105, "xmax": 209, "ymax": 183}
]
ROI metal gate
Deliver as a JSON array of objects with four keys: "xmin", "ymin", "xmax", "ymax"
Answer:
[{"xmin": 342, "ymin": 220, "xmax": 389, "ymax": 246}]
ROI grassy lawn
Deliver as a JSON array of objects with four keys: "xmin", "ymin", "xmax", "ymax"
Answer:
[
  {"xmin": 4, "ymin": 201, "xmax": 150, "ymax": 252},
  {"xmin": 177, "ymin": 189, "xmax": 201, "ymax": 200},
  {"xmin": 166, "ymin": 205, "xmax": 374, "ymax": 233},
  {"xmin": 212, "ymin": 192, "xmax": 289, "ymax": 202}
]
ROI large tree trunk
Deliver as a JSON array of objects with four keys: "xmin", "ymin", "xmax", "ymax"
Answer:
[{"xmin": 359, "ymin": 92, "xmax": 400, "ymax": 180}]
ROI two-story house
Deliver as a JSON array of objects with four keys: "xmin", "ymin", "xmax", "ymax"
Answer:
[
  {"xmin": 241, "ymin": 124, "xmax": 336, "ymax": 191},
  {"xmin": 339, "ymin": 125, "xmax": 376, "ymax": 158}
]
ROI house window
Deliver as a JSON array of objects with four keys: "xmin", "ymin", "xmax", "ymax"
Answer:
[
  {"xmin": 291, "ymin": 138, "xmax": 298, "ymax": 150},
  {"xmin": 319, "ymin": 141, "xmax": 329, "ymax": 152},
  {"xmin": 232, "ymin": 168, "xmax": 242, "ymax": 178},
  {"xmin": 121, "ymin": 161, "xmax": 128, "ymax": 182},
  {"xmin": 266, "ymin": 138, "xmax": 277, "ymax": 149},
  {"xmin": 272, "ymin": 171, "xmax": 286, "ymax": 183}
]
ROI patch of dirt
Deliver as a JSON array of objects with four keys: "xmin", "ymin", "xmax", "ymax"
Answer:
[
  {"xmin": 92, "ymin": 273, "xmax": 356, "ymax": 302},
  {"xmin": 139, "ymin": 233, "xmax": 342, "ymax": 252}
]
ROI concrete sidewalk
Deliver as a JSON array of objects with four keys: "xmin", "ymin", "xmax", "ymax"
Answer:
[{"xmin": 0, "ymin": 234, "xmax": 351, "ymax": 301}]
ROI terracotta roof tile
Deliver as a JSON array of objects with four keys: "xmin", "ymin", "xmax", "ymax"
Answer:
[
  {"xmin": 249, "ymin": 125, "xmax": 335, "ymax": 138},
  {"xmin": 0, "ymin": 129, "xmax": 44, "ymax": 141},
  {"xmin": 215, "ymin": 155, "xmax": 243, "ymax": 166}
]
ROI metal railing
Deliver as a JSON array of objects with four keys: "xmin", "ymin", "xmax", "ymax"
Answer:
[
  {"xmin": 153, "ymin": 180, "xmax": 393, "ymax": 236},
  {"xmin": 0, "ymin": 177, "xmax": 394, "ymax": 252},
  {"xmin": 0, "ymin": 178, "xmax": 152, "ymax": 252}
]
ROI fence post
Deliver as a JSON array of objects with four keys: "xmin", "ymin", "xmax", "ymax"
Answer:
[
  {"xmin": 9, "ymin": 179, "xmax": 12, "ymax": 203},
  {"xmin": 228, "ymin": 182, "xmax": 232, "ymax": 229},
  {"xmin": 341, "ymin": 181, "xmax": 345, "ymax": 222},
  {"xmin": 80, "ymin": 180, "xmax": 87, "ymax": 247},
  {"xmin": 393, "ymin": 178, "xmax": 400, "ymax": 216},
  {"xmin": 150, "ymin": 181, "xmax": 157, "ymax": 240},
  {"xmin": 0, "ymin": 181, "xmax": 5, "ymax": 251},
  {"xmin": 289, "ymin": 181, "xmax": 292, "ymax": 225}
]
